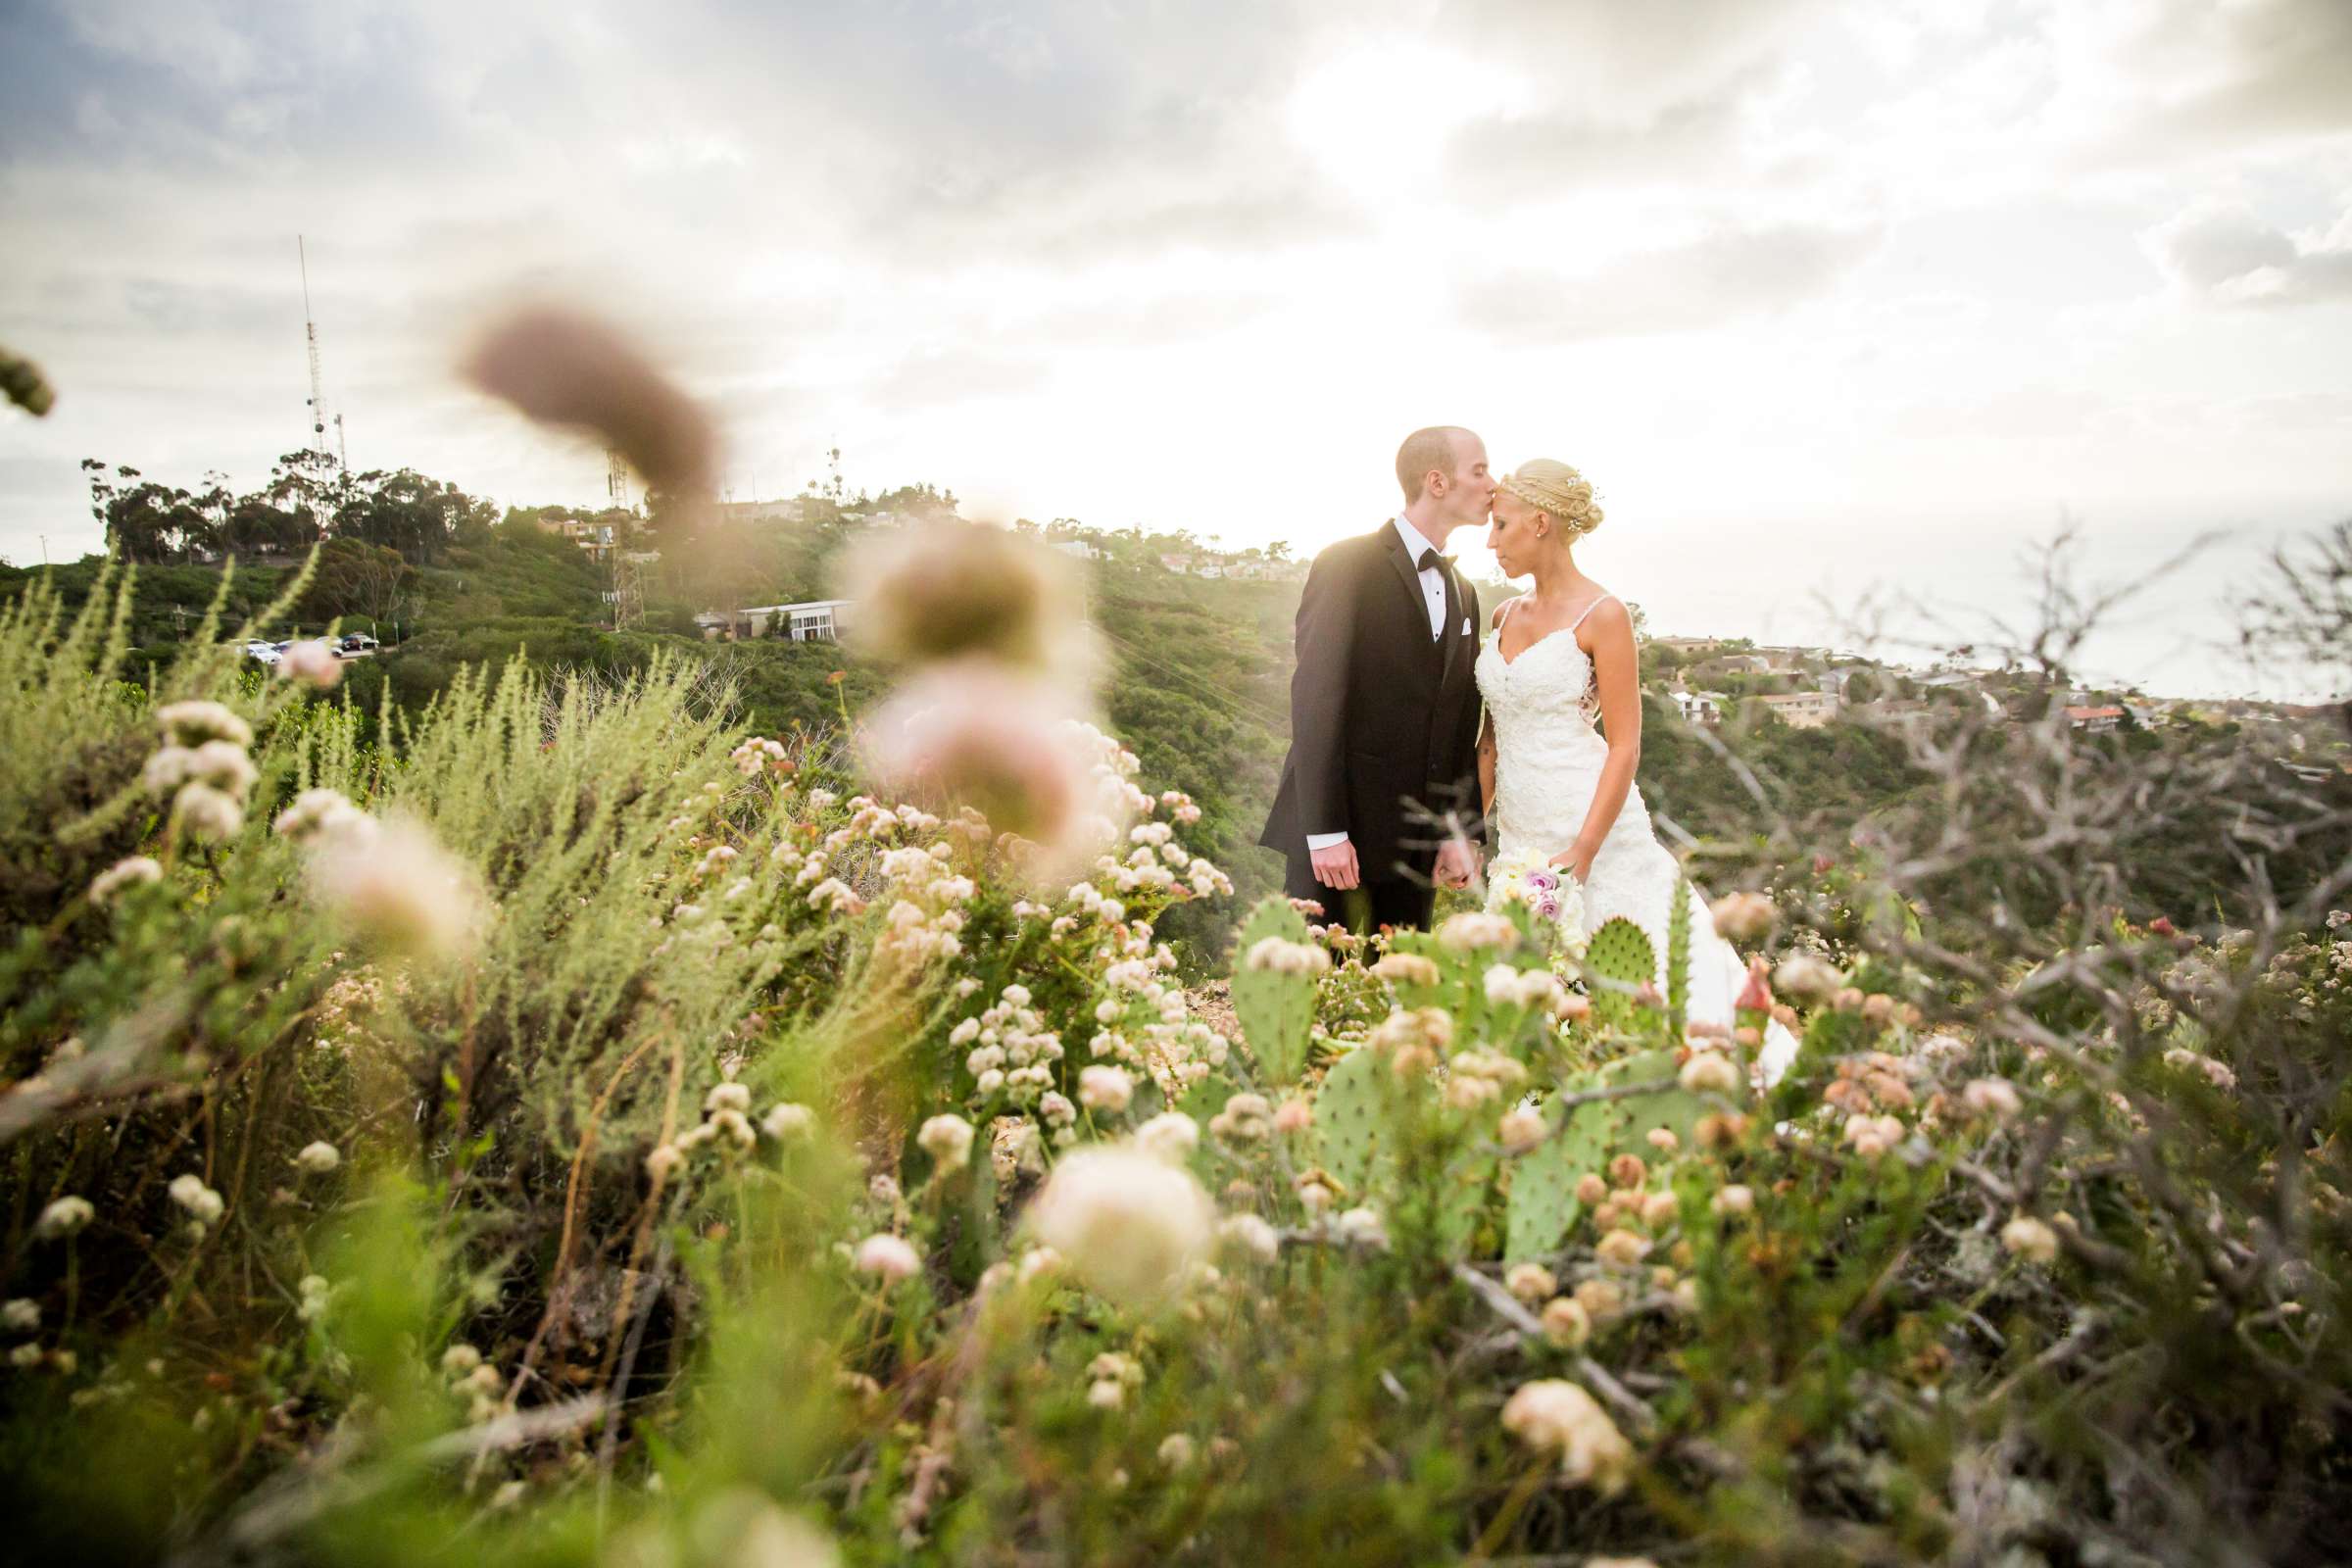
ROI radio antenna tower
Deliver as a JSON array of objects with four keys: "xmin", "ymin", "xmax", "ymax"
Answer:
[
  {"xmin": 606, "ymin": 447, "xmax": 631, "ymax": 512},
  {"xmin": 297, "ymin": 235, "xmax": 339, "ymax": 469},
  {"xmin": 605, "ymin": 448, "xmax": 645, "ymax": 631}
]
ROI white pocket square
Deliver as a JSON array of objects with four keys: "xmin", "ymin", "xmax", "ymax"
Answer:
[{"xmin": 1461, "ymin": 617, "xmax": 1472, "ymax": 635}]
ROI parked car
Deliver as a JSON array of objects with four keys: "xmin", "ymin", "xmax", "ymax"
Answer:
[
  {"xmin": 241, "ymin": 640, "xmax": 282, "ymax": 666},
  {"xmin": 335, "ymin": 633, "xmax": 380, "ymax": 657}
]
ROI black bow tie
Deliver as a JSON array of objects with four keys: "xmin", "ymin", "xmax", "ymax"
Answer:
[{"xmin": 1416, "ymin": 548, "xmax": 1455, "ymax": 572}]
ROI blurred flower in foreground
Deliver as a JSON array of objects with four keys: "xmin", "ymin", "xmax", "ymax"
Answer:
[
  {"xmin": 1, "ymin": 346, "xmax": 57, "ymax": 417},
  {"xmin": 304, "ymin": 813, "xmax": 486, "ymax": 962},
  {"xmin": 1024, "ymin": 1143, "xmax": 1215, "ymax": 1305},
  {"xmin": 460, "ymin": 306, "xmax": 716, "ymax": 498},
  {"xmin": 1710, "ymin": 891, "xmax": 1776, "ymax": 943},
  {"xmin": 686, "ymin": 1489, "xmax": 842, "ymax": 1568},
  {"xmin": 1773, "ymin": 952, "xmax": 1842, "ymax": 1005},
  {"xmin": 275, "ymin": 640, "xmax": 341, "ymax": 689},
  {"xmin": 35, "ymin": 1196, "xmax": 93, "ymax": 1240},
  {"xmin": 172, "ymin": 782, "xmax": 245, "ymax": 843},
  {"xmin": 88, "ymin": 856, "xmax": 163, "ymax": 905},
  {"xmin": 1499, "ymin": 1379, "xmax": 1633, "ymax": 1494},
  {"xmin": 853, "ymin": 1233, "xmax": 922, "ymax": 1283},
  {"xmin": 843, "ymin": 518, "xmax": 1088, "ymax": 675},
  {"xmin": 862, "ymin": 663, "xmax": 1129, "ymax": 864}
]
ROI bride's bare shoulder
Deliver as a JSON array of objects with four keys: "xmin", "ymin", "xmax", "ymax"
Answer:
[{"xmin": 1577, "ymin": 592, "xmax": 1634, "ymax": 641}]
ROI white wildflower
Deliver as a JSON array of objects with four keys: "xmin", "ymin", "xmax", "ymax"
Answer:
[
  {"xmin": 1678, "ymin": 1052, "xmax": 1740, "ymax": 1095},
  {"xmin": 293, "ymin": 1141, "xmax": 341, "ymax": 1174},
  {"xmin": 2001, "ymin": 1213, "xmax": 2059, "ymax": 1264},
  {"xmin": 1498, "ymin": 1379, "xmax": 1633, "ymax": 1494},
  {"xmin": 168, "ymin": 1173, "xmax": 224, "ymax": 1226},
  {"xmin": 305, "ymin": 814, "xmax": 485, "ymax": 960},
  {"xmin": 35, "ymin": 1196, "xmax": 93, "ymax": 1240},
  {"xmin": 88, "ymin": 856, "xmax": 163, "ymax": 906},
  {"xmin": 1540, "ymin": 1296, "xmax": 1592, "ymax": 1348},
  {"xmin": 1217, "ymin": 1213, "xmax": 1280, "ymax": 1263},
  {"xmin": 156, "ymin": 700, "xmax": 252, "ymax": 749},
  {"xmin": 1024, "ymin": 1144, "xmax": 1216, "ymax": 1304},
  {"xmin": 172, "ymin": 782, "xmax": 244, "ymax": 842},
  {"xmin": 917, "ymin": 1113, "xmax": 975, "ymax": 1173},
  {"xmin": 1077, "ymin": 1063, "xmax": 1134, "ymax": 1114},
  {"xmin": 1437, "ymin": 911, "xmax": 1519, "ymax": 953},
  {"xmin": 276, "ymin": 639, "xmax": 343, "ymax": 688},
  {"xmin": 1497, "ymin": 1105, "xmax": 1547, "ymax": 1153},
  {"xmin": 1962, "ymin": 1077, "xmax": 2023, "ymax": 1119},
  {"xmin": 271, "ymin": 789, "xmax": 372, "ymax": 847},
  {"xmin": 1504, "ymin": 1263, "xmax": 1556, "ymax": 1303},
  {"xmin": 853, "ymin": 1233, "xmax": 922, "ymax": 1283},
  {"xmin": 1134, "ymin": 1111, "xmax": 1200, "ymax": 1163},
  {"xmin": 762, "ymin": 1102, "xmax": 816, "ymax": 1140}
]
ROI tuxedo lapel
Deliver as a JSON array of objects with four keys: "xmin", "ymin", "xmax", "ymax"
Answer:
[
  {"xmin": 1379, "ymin": 523, "xmax": 1431, "ymax": 649},
  {"xmin": 1438, "ymin": 561, "xmax": 1470, "ymax": 689}
]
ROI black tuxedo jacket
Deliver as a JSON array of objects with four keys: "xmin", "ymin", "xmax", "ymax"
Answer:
[{"xmin": 1258, "ymin": 521, "xmax": 1485, "ymax": 878}]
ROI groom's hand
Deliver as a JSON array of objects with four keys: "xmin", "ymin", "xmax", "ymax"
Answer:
[
  {"xmin": 1309, "ymin": 841, "xmax": 1360, "ymax": 891},
  {"xmin": 1434, "ymin": 838, "xmax": 1478, "ymax": 890}
]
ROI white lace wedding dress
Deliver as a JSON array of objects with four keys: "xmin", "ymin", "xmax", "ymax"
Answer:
[{"xmin": 1477, "ymin": 597, "xmax": 1798, "ymax": 1083}]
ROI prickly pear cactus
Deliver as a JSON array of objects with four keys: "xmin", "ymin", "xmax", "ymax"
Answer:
[
  {"xmin": 1505, "ymin": 1076, "xmax": 1602, "ymax": 1262},
  {"xmin": 1665, "ymin": 879, "xmax": 1692, "ymax": 1037},
  {"xmin": 1602, "ymin": 1049, "xmax": 1710, "ymax": 1155},
  {"xmin": 1312, "ymin": 1042, "xmax": 1389, "ymax": 1195},
  {"xmin": 1435, "ymin": 1150, "xmax": 1495, "ymax": 1258},
  {"xmin": 1581, "ymin": 915, "xmax": 1656, "ymax": 1032},
  {"xmin": 1231, "ymin": 894, "xmax": 1318, "ymax": 1087}
]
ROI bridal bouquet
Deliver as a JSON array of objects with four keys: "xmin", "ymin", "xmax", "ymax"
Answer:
[{"xmin": 1484, "ymin": 847, "xmax": 1587, "ymax": 947}]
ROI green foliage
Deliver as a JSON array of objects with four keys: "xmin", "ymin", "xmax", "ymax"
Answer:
[
  {"xmin": 8, "ymin": 498, "xmax": 2352, "ymax": 1566},
  {"xmin": 1580, "ymin": 913, "xmax": 1656, "ymax": 1032},
  {"xmin": 1229, "ymin": 894, "xmax": 1315, "ymax": 1086},
  {"xmin": 1665, "ymin": 875, "xmax": 1692, "ymax": 1036},
  {"xmin": 1503, "ymin": 1078, "xmax": 1596, "ymax": 1262},
  {"xmin": 1312, "ymin": 1042, "xmax": 1387, "ymax": 1197}
]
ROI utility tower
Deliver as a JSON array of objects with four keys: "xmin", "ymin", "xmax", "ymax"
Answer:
[
  {"xmin": 605, "ymin": 447, "xmax": 644, "ymax": 631},
  {"xmin": 297, "ymin": 236, "xmax": 340, "ymax": 469}
]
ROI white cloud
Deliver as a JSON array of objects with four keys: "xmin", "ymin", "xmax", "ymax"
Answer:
[{"xmin": 2147, "ymin": 203, "xmax": 2352, "ymax": 306}]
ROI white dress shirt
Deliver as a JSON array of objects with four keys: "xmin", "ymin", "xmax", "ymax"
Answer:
[{"xmin": 1307, "ymin": 515, "xmax": 1452, "ymax": 853}]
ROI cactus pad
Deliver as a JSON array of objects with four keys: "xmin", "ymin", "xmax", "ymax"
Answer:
[{"xmin": 1230, "ymin": 894, "xmax": 1318, "ymax": 1087}]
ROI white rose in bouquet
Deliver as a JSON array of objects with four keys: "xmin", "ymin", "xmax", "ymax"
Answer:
[{"xmin": 1483, "ymin": 848, "xmax": 1587, "ymax": 948}]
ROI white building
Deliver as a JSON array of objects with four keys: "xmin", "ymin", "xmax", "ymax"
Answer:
[
  {"xmin": 1757, "ymin": 690, "xmax": 1841, "ymax": 729},
  {"xmin": 1669, "ymin": 689, "xmax": 1724, "ymax": 726},
  {"xmin": 719, "ymin": 498, "xmax": 809, "ymax": 525},
  {"xmin": 694, "ymin": 599, "xmax": 853, "ymax": 642}
]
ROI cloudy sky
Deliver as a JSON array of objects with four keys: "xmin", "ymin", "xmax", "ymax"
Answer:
[{"xmin": 4, "ymin": 0, "xmax": 2349, "ymax": 696}]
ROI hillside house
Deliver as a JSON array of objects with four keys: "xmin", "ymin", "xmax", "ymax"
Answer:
[
  {"xmin": 695, "ymin": 599, "xmax": 853, "ymax": 642},
  {"xmin": 1669, "ymin": 689, "xmax": 1723, "ymax": 727},
  {"xmin": 537, "ymin": 516, "xmax": 618, "ymax": 561},
  {"xmin": 2065, "ymin": 705, "xmax": 2125, "ymax": 733},
  {"xmin": 1757, "ymin": 690, "xmax": 1841, "ymax": 729},
  {"xmin": 719, "ymin": 498, "xmax": 808, "ymax": 526}
]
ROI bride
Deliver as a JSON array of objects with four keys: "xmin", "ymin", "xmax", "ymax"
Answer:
[{"xmin": 1473, "ymin": 459, "xmax": 1797, "ymax": 1083}]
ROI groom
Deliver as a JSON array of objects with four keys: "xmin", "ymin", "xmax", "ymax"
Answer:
[{"xmin": 1258, "ymin": 426, "xmax": 1491, "ymax": 932}]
